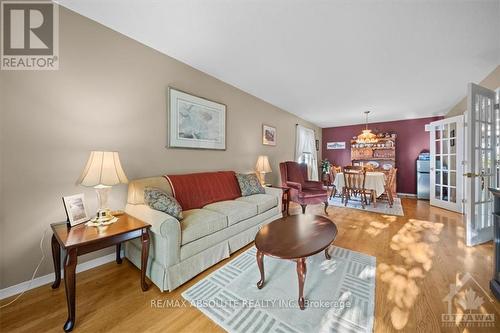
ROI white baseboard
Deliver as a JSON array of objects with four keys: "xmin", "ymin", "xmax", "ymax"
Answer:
[
  {"xmin": 0, "ymin": 252, "xmax": 121, "ymax": 300},
  {"xmin": 397, "ymin": 192, "xmax": 417, "ymax": 198}
]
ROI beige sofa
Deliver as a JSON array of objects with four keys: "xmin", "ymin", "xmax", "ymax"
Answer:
[{"xmin": 124, "ymin": 175, "xmax": 282, "ymax": 291}]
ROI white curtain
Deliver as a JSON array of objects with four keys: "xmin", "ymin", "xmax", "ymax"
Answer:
[{"xmin": 295, "ymin": 125, "xmax": 319, "ymax": 181}]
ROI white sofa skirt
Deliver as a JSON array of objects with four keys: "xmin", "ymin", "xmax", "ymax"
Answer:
[{"xmin": 125, "ymin": 210, "xmax": 282, "ymax": 291}]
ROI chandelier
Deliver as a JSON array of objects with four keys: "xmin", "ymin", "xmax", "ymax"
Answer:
[{"xmin": 356, "ymin": 111, "xmax": 378, "ymax": 144}]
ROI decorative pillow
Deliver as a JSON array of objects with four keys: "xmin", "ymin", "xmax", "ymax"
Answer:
[
  {"xmin": 144, "ymin": 187, "xmax": 183, "ymax": 220},
  {"xmin": 236, "ymin": 173, "xmax": 266, "ymax": 196}
]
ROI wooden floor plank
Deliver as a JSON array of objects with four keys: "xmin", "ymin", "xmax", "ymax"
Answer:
[{"xmin": 1, "ymin": 198, "xmax": 499, "ymax": 332}]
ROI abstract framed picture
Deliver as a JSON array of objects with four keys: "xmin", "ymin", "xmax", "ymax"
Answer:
[
  {"xmin": 62, "ymin": 193, "xmax": 89, "ymax": 227},
  {"xmin": 168, "ymin": 87, "xmax": 226, "ymax": 150},
  {"xmin": 262, "ymin": 124, "xmax": 276, "ymax": 146}
]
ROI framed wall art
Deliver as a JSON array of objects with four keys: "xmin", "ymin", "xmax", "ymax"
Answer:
[
  {"xmin": 168, "ymin": 87, "xmax": 226, "ymax": 150},
  {"xmin": 262, "ymin": 124, "xmax": 276, "ymax": 146}
]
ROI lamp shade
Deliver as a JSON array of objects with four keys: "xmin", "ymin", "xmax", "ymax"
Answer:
[
  {"xmin": 77, "ymin": 151, "xmax": 128, "ymax": 187},
  {"xmin": 255, "ymin": 155, "xmax": 272, "ymax": 173}
]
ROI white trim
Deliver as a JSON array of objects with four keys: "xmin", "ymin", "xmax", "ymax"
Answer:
[
  {"xmin": 0, "ymin": 252, "xmax": 122, "ymax": 300},
  {"xmin": 397, "ymin": 192, "xmax": 417, "ymax": 198}
]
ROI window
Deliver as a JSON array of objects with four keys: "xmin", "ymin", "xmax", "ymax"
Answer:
[{"xmin": 295, "ymin": 125, "xmax": 319, "ymax": 181}]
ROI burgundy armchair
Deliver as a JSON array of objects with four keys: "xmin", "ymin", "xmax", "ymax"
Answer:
[{"xmin": 279, "ymin": 161, "xmax": 328, "ymax": 214}]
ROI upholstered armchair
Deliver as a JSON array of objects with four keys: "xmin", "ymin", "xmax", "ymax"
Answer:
[{"xmin": 279, "ymin": 161, "xmax": 328, "ymax": 214}]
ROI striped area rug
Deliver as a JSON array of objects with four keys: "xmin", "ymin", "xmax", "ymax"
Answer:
[
  {"xmin": 182, "ymin": 246, "xmax": 376, "ymax": 333},
  {"xmin": 329, "ymin": 196, "xmax": 404, "ymax": 216}
]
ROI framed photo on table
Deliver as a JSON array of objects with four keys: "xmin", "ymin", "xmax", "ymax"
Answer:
[
  {"xmin": 168, "ymin": 87, "xmax": 226, "ymax": 150},
  {"xmin": 63, "ymin": 194, "xmax": 90, "ymax": 227},
  {"xmin": 262, "ymin": 124, "xmax": 276, "ymax": 146}
]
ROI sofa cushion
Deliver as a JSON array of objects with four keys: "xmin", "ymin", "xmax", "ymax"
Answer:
[
  {"xmin": 165, "ymin": 171, "xmax": 242, "ymax": 210},
  {"xmin": 203, "ymin": 200, "xmax": 258, "ymax": 226},
  {"xmin": 236, "ymin": 194, "xmax": 278, "ymax": 214},
  {"xmin": 236, "ymin": 173, "xmax": 265, "ymax": 196},
  {"xmin": 181, "ymin": 209, "xmax": 227, "ymax": 245},
  {"xmin": 144, "ymin": 187, "xmax": 183, "ymax": 220}
]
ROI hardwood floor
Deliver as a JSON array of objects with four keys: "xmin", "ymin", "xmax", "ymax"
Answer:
[{"xmin": 1, "ymin": 198, "xmax": 499, "ymax": 332}]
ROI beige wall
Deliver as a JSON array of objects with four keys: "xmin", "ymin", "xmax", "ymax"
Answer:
[
  {"xmin": 446, "ymin": 65, "xmax": 500, "ymax": 117},
  {"xmin": 0, "ymin": 8, "xmax": 320, "ymax": 289}
]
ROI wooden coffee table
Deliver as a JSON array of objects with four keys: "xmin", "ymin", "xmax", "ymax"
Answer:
[{"xmin": 254, "ymin": 214, "xmax": 337, "ymax": 310}]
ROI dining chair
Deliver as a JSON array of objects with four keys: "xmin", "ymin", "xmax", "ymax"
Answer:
[
  {"xmin": 364, "ymin": 164, "xmax": 375, "ymax": 172},
  {"xmin": 329, "ymin": 165, "xmax": 342, "ymax": 199},
  {"xmin": 379, "ymin": 168, "xmax": 398, "ymax": 207},
  {"xmin": 342, "ymin": 168, "xmax": 368, "ymax": 208},
  {"xmin": 344, "ymin": 165, "xmax": 363, "ymax": 171}
]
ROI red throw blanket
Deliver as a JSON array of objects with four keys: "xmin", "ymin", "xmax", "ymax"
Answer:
[{"xmin": 164, "ymin": 171, "xmax": 242, "ymax": 210}]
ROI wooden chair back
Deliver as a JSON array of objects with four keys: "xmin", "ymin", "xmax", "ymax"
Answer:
[
  {"xmin": 343, "ymin": 165, "xmax": 363, "ymax": 172},
  {"xmin": 329, "ymin": 165, "xmax": 341, "ymax": 183},
  {"xmin": 385, "ymin": 168, "xmax": 397, "ymax": 191},
  {"xmin": 343, "ymin": 168, "xmax": 366, "ymax": 191},
  {"xmin": 364, "ymin": 164, "xmax": 375, "ymax": 172}
]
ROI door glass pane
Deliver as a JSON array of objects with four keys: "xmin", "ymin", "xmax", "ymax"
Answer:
[
  {"xmin": 450, "ymin": 155, "xmax": 456, "ymax": 171},
  {"xmin": 481, "ymin": 122, "xmax": 486, "ymax": 148},
  {"xmin": 443, "ymin": 172, "xmax": 449, "ymax": 185},
  {"xmin": 436, "ymin": 171, "xmax": 441, "ymax": 185},
  {"xmin": 436, "ymin": 140, "xmax": 441, "ymax": 154},
  {"xmin": 450, "ymin": 188, "xmax": 456, "ymax": 203},
  {"xmin": 442, "ymin": 155, "xmax": 449, "ymax": 170},
  {"xmin": 443, "ymin": 124, "xmax": 449, "ymax": 138},
  {"xmin": 443, "ymin": 139, "xmax": 449, "ymax": 154},
  {"xmin": 450, "ymin": 122, "xmax": 456, "ymax": 138},
  {"xmin": 443, "ymin": 187, "xmax": 449, "ymax": 201},
  {"xmin": 450, "ymin": 171, "xmax": 456, "ymax": 186},
  {"xmin": 435, "ymin": 185, "xmax": 441, "ymax": 199},
  {"xmin": 436, "ymin": 156, "xmax": 441, "ymax": 170},
  {"xmin": 450, "ymin": 139, "xmax": 456, "ymax": 153}
]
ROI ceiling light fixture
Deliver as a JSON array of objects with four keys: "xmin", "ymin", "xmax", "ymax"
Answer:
[{"xmin": 356, "ymin": 111, "xmax": 378, "ymax": 144}]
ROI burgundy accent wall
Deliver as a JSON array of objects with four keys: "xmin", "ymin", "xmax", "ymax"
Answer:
[{"xmin": 322, "ymin": 116, "xmax": 443, "ymax": 194}]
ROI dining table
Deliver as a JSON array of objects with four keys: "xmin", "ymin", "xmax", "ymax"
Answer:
[{"xmin": 333, "ymin": 171, "xmax": 386, "ymax": 199}]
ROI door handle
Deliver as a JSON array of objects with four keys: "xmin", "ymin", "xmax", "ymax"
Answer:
[
  {"xmin": 464, "ymin": 172, "xmax": 486, "ymax": 190},
  {"xmin": 464, "ymin": 171, "xmax": 484, "ymax": 191},
  {"xmin": 464, "ymin": 172, "xmax": 480, "ymax": 177}
]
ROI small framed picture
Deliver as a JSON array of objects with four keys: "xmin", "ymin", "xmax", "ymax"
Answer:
[
  {"xmin": 262, "ymin": 124, "xmax": 276, "ymax": 146},
  {"xmin": 63, "ymin": 194, "xmax": 90, "ymax": 227}
]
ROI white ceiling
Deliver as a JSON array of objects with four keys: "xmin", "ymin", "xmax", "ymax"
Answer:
[{"xmin": 57, "ymin": 0, "xmax": 500, "ymax": 127}]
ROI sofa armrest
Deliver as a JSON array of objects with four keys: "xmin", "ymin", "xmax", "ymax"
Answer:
[
  {"xmin": 286, "ymin": 181, "xmax": 302, "ymax": 192},
  {"xmin": 264, "ymin": 186, "xmax": 283, "ymax": 214},
  {"xmin": 303, "ymin": 180, "xmax": 324, "ymax": 190},
  {"xmin": 125, "ymin": 204, "xmax": 181, "ymax": 267}
]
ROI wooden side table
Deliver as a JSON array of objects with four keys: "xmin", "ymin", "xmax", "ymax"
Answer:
[
  {"xmin": 51, "ymin": 214, "xmax": 151, "ymax": 332},
  {"xmin": 269, "ymin": 186, "xmax": 290, "ymax": 216}
]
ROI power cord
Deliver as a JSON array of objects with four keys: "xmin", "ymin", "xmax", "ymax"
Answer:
[{"xmin": 0, "ymin": 228, "xmax": 48, "ymax": 308}]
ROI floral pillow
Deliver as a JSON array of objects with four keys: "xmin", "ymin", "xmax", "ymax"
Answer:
[
  {"xmin": 236, "ymin": 173, "xmax": 266, "ymax": 197},
  {"xmin": 144, "ymin": 187, "xmax": 183, "ymax": 220}
]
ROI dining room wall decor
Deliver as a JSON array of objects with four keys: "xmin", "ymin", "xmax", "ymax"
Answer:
[{"xmin": 322, "ymin": 116, "xmax": 443, "ymax": 194}]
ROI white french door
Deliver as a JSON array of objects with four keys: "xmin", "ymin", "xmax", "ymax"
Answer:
[
  {"xmin": 429, "ymin": 116, "xmax": 464, "ymax": 212},
  {"xmin": 464, "ymin": 83, "xmax": 498, "ymax": 246}
]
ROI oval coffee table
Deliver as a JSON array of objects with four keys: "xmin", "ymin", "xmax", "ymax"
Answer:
[{"xmin": 254, "ymin": 214, "xmax": 338, "ymax": 310}]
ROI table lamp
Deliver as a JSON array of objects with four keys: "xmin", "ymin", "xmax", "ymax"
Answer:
[
  {"xmin": 77, "ymin": 151, "xmax": 128, "ymax": 222},
  {"xmin": 255, "ymin": 155, "xmax": 272, "ymax": 185}
]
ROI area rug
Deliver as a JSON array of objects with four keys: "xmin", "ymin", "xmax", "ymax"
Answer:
[
  {"xmin": 182, "ymin": 246, "xmax": 376, "ymax": 333},
  {"xmin": 328, "ymin": 195, "xmax": 404, "ymax": 216}
]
